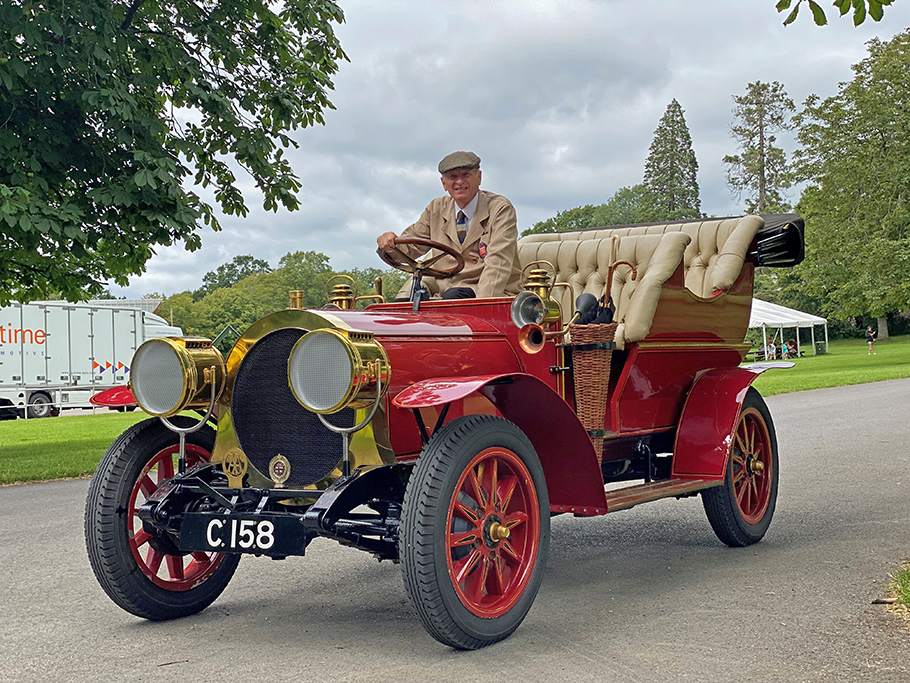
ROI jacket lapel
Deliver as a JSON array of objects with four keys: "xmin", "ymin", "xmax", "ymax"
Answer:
[
  {"xmin": 464, "ymin": 191, "xmax": 488, "ymax": 247},
  {"xmin": 441, "ymin": 197, "xmax": 461, "ymax": 248}
]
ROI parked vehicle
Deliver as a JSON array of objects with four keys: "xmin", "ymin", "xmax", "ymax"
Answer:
[
  {"xmin": 0, "ymin": 301, "xmax": 181, "ymax": 419},
  {"xmin": 84, "ymin": 214, "xmax": 804, "ymax": 649}
]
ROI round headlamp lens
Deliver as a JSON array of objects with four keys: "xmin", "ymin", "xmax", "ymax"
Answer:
[
  {"xmin": 288, "ymin": 330, "xmax": 354, "ymax": 413},
  {"xmin": 511, "ymin": 291, "xmax": 546, "ymax": 328},
  {"xmin": 131, "ymin": 340, "xmax": 186, "ymax": 415}
]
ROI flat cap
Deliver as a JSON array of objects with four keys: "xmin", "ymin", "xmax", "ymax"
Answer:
[{"xmin": 438, "ymin": 151, "xmax": 481, "ymax": 175}]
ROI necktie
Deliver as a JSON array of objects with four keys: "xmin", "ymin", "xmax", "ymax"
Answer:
[{"xmin": 456, "ymin": 210, "xmax": 467, "ymax": 244}]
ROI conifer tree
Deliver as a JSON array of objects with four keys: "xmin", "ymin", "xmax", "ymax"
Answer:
[
  {"xmin": 641, "ymin": 100, "xmax": 701, "ymax": 221},
  {"xmin": 723, "ymin": 81, "xmax": 795, "ymax": 213}
]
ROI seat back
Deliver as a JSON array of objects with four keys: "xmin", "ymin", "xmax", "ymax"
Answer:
[{"xmin": 519, "ymin": 215, "xmax": 763, "ymax": 298}]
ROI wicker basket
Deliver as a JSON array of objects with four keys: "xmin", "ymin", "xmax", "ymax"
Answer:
[{"xmin": 567, "ymin": 322, "xmax": 617, "ymax": 463}]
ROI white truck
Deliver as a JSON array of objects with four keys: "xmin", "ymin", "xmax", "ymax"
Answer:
[{"xmin": 0, "ymin": 300, "xmax": 182, "ymax": 419}]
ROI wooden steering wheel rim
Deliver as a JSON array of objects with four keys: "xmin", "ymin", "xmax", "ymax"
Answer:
[{"xmin": 378, "ymin": 236, "xmax": 466, "ymax": 279}]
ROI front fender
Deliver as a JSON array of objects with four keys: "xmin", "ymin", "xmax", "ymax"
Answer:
[
  {"xmin": 671, "ymin": 364, "xmax": 788, "ymax": 478},
  {"xmin": 395, "ymin": 374, "xmax": 607, "ymax": 515}
]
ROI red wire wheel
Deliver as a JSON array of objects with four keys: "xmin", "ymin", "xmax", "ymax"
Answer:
[
  {"xmin": 730, "ymin": 407, "xmax": 773, "ymax": 524},
  {"xmin": 126, "ymin": 443, "xmax": 225, "ymax": 591},
  {"xmin": 401, "ymin": 415, "xmax": 550, "ymax": 650},
  {"xmin": 445, "ymin": 447, "xmax": 541, "ymax": 618},
  {"xmin": 702, "ymin": 388, "xmax": 779, "ymax": 547},
  {"xmin": 85, "ymin": 417, "xmax": 240, "ymax": 620}
]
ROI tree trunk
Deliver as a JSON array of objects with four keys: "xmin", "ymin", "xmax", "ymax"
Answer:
[{"xmin": 877, "ymin": 315, "xmax": 889, "ymax": 339}]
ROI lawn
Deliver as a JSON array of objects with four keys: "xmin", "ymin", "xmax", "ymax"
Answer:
[
  {"xmin": 0, "ymin": 410, "xmax": 149, "ymax": 485},
  {"xmin": 750, "ymin": 333, "xmax": 910, "ymax": 396},
  {"xmin": 1, "ymin": 334, "xmax": 907, "ymax": 485}
]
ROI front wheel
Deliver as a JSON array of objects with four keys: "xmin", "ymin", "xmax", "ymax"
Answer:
[
  {"xmin": 84, "ymin": 417, "xmax": 240, "ymax": 620},
  {"xmin": 702, "ymin": 388, "xmax": 779, "ymax": 547},
  {"xmin": 400, "ymin": 415, "xmax": 550, "ymax": 649}
]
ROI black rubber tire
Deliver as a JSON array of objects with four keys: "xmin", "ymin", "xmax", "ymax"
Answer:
[
  {"xmin": 400, "ymin": 414, "xmax": 550, "ymax": 649},
  {"xmin": 701, "ymin": 388, "xmax": 779, "ymax": 547},
  {"xmin": 27, "ymin": 392, "xmax": 53, "ymax": 419},
  {"xmin": 84, "ymin": 417, "xmax": 240, "ymax": 620}
]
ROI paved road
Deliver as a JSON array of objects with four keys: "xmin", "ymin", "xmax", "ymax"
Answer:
[{"xmin": 2, "ymin": 379, "xmax": 909, "ymax": 682}]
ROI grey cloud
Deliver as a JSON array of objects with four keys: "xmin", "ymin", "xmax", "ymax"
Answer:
[{"xmin": 111, "ymin": 0, "xmax": 910, "ymax": 297}]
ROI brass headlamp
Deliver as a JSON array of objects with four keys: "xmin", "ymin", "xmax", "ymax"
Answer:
[
  {"xmin": 130, "ymin": 337, "xmax": 226, "ymax": 417},
  {"xmin": 288, "ymin": 328, "xmax": 390, "ymax": 414}
]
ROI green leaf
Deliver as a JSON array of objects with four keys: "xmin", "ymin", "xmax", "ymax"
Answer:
[
  {"xmin": 783, "ymin": 4, "xmax": 800, "ymax": 24},
  {"xmin": 776, "ymin": 0, "xmax": 792, "ymax": 10},
  {"xmin": 868, "ymin": 0, "xmax": 884, "ymax": 20},
  {"xmin": 835, "ymin": 0, "xmax": 852, "ymax": 16},
  {"xmin": 853, "ymin": 1, "xmax": 866, "ymax": 24},
  {"xmin": 808, "ymin": 1, "xmax": 828, "ymax": 24}
]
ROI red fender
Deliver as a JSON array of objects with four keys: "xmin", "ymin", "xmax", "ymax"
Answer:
[
  {"xmin": 91, "ymin": 385, "xmax": 137, "ymax": 407},
  {"xmin": 671, "ymin": 364, "xmax": 787, "ymax": 478},
  {"xmin": 394, "ymin": 374, "xmax": 607, "ymax": 515}
]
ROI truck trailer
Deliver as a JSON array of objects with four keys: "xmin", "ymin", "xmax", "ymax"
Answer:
[{"xmin": 0, "ymin": 301, "xmax": 182, "ymax": 419}]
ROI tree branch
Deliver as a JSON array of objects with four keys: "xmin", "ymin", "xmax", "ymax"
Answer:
[{"xmin": 121, "ymin": 0, "xmax": 148, "ymax": 31}]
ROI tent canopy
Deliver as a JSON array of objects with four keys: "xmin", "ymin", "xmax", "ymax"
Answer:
[
  {"xmin": 748, "ymin": 298, "xmax": 828, "ymax": 355},
  {"xmin": 749, "ymin": 299, "xmax": 826, "ymax": 329}
]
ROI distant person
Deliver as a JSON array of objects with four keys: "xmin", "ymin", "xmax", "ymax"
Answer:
[
  {"xmin": 866, "ymin": 325, "xmax": 877, "ymax": 355},
  {"xmin": 767, "ymin": 341, "xmax": 776, "ymax": 360},
  {"xmin": 376, "ymin": 151, "xmax": 521, "ymax": 300}
]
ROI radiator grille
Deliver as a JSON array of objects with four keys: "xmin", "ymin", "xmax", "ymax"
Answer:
[{"xmin": 231, "ymin": 328, "xmax": 354, "ymax": 487}]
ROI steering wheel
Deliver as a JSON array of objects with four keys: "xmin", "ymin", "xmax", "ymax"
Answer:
[{"xmin": 378, "ymin": 237, "xmax": 465, "ymax": 279}]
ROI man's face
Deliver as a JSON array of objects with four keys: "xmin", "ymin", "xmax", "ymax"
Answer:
[{"xmin": 441, "ymin": 167, "xmax": 481, "ymax": 207}]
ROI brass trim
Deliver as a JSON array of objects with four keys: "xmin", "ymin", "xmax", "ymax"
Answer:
[
  {"xmin": 288, "ymin": 328, "xmax": 391, "ymax": 414},
  {"xmin": 210, "ymin": 308, "xmax": 393, "ymax": 493},
  {"xmin": 130, "ymin": 337, "xmax": 225, "ymax": 417}
]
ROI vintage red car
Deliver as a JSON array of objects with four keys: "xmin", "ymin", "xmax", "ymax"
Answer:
[{"xmin": 85, "ymin": 213, "xmax": 804, "ymax": 649}]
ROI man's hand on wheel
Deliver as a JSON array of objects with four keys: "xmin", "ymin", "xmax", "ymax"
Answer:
[{"xmin": 377, "ymin": 232, "xmax": 398, "ymax": 251}]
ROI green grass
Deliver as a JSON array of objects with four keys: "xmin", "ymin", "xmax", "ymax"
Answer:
[
  {"xmin": 1, "ymin": 334, "xmax": 907, "ymax": 485},
  {"xmin": 750, "ymin": 334, "xmax": 910, "ymax": 396},
  {"xmin": 892, "ymin": 562, "xmax": 910, "ymax": 606},
  {"xmin": 0, "ymin": 410, "xmax": 149, "ymax": 485}
]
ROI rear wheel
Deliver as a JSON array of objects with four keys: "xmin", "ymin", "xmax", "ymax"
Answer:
[
  {"xmin": 85, "ymin": 417, "xmax": 240, "ymax": 619},
  {"xmin": 702, "ymin": 388, "xmax": 779, "ymax": 547},
  {"xmin": 27, "ymin": 391, "xmax": 53, "ymax": 419},
  {"xmin": 400, "ymin": 415, "xmax": 549, "ymax": 649}
]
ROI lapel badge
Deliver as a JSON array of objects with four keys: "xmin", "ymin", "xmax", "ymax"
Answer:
[
  {"xmin": 478, "ymin": 243, "xmax": 487, "ymax": 259},
  {"xmin": 269, "ymin": 454, "xmax": 291, "ymax": 488}
]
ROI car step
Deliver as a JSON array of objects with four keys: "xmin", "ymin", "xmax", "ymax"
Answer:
[{"xmin": 605, "ymin": 478, "xmax": 721, "ymax": 512}]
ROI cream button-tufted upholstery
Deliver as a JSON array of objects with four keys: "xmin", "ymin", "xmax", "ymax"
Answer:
[
  {"xmin": 516, "ymin": 215, "xmax": 763, "ymax": 348},
  {"xmin": 519, "ymin": 215, "xmax": 763, "ymax": 299}
]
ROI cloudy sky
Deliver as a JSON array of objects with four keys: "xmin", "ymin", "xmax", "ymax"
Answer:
[{"xmin": 112, "ymin": 0, "xmax": 910, "ymax": 298}]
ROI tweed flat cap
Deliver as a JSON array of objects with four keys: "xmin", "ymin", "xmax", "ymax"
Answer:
[{"xmin": 438, "ymin": 151, "xmax": 481, "ymax": 175}]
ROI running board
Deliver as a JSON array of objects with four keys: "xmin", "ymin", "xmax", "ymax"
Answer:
[{"xmin": 605, "ymin": 478, "xmax": 722, "ymax": 512}]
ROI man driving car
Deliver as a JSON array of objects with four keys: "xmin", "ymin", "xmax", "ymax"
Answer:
[{"xmin": 376, "ymin": 151, "xmax": 521, "ymax": 299}]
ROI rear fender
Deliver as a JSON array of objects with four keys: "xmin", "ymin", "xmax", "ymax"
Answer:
[
  {"xmin": 394, "ymin": 374, "xmax": 607, "ymax": 514},
  {"xmin": 672, "ymin": 364, "xmax": 789, "ymax": 478}
]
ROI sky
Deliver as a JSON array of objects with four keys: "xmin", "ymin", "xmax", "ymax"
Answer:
[{"xmin": 111, "ymin": 0, "xmax": 910, "ymax": 298}]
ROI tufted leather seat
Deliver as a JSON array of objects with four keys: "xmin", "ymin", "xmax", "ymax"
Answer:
[
  {"xmin": 519, "ymin": 215, "xmax": 763, "ymax": 299},
  {"xmin": 516, "ymin": 215, "xmax": 763, "ymax": 348}
]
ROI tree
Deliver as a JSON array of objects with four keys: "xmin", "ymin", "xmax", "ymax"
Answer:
[
  {"xmin": 521, "ymin": 185, "xmax": 648, "ymax": 237},
  {"xmin": 193, "ymin": 254, "xmax": 272, "ymax": 300},
  {"xmin": 0, "ymin": 0, "xmax": 346, "ymax": 306},
  {"xmin": 776, "ymin": 0, "xmax": 896, "ymax": 27},
  {"xmin": 641, "ymin": 100, "xmax": 701, "ymax": 221},
  {"xmin": 791, "ymin": 30, "xmax": 910, "ymax": 334},
  {"xmin": 723, "ymin": 81, "xmax": 795, "ymax": 214}
]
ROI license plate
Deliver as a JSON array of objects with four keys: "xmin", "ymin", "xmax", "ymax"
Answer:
[{"xmin": 179, "ymin": 513, "xmax": 310, "ymax": 556}]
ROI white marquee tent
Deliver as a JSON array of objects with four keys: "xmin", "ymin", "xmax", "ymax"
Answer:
[{"xmin": 749, "ymin": 299, "xmax": 829, "ymax": 356}]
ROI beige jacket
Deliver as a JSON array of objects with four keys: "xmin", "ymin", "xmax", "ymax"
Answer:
[{"xmin": 390, "ymin": 190, "xmax": 521, "ymax": 299}]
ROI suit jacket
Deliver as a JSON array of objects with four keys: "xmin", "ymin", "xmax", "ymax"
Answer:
[{"xmin": 390, "ymin": 190, "xmax": 521, "ymax": 299}]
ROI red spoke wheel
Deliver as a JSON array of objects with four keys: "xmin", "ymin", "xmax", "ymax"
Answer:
[
  {"xmin": 400, "ymin": 415, "xmax": 549, "ymax": 649},
  {"xmin": 702, "ymin": 388, "xmax": 779, "ymax": 547},
  {"xmin": 85, "ymin": 417, "xmax": 240, "ymax": 620}
]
